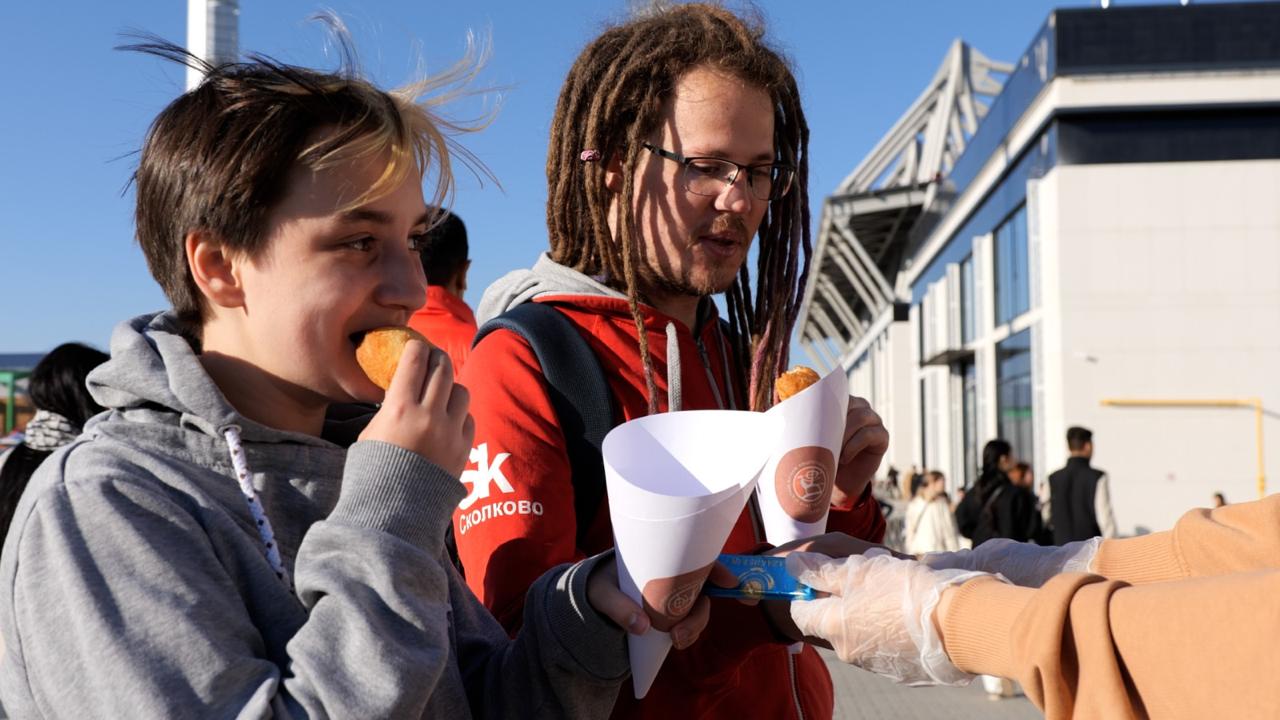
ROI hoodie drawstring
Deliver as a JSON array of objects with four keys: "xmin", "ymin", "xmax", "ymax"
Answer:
[
  {"xmin": 665, "ymin": 319, "xmax": 732, "ymax": 413},
  {"xmin": 223, "ymin": 426, "xmax": 294, "ymax": 592},
  {"xmin": 665, "ymin": 323, "xmax": 683, "ymax": 413}
]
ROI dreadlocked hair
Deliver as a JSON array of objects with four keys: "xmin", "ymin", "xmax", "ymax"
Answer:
[{"xmin": 545, "ymin": 2, "xmax": 811, "ymax": 414}]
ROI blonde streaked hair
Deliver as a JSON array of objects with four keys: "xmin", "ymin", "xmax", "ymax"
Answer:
[{"xmin": 127, "ymin": 17, "xmax": 492, "ymax": 334}]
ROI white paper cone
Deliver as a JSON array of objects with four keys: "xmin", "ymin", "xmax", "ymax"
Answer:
[
  {"xmin": 603, "ymin": 409, "xmax": 778, "ymax": 698},
  {"xmin": 757, "ymin": 369, "xmax": 849, "ymax": 545},
  {"xmin": 626, "ymin": 630, "xmax": 673, "ymax": 701}
]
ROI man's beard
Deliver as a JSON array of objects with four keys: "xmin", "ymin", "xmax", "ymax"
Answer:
[
  {"xmin": 638, "ymin": 260, "xmax": 737, "ymax": 299},
  {"xmin": 636, "ymin": 214, "xmax": 749, "ymax": 300}
]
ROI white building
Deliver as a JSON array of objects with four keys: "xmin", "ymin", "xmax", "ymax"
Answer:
[
  {"xmin": 187, "ymin": 0, "xmax": 240, "ymax": 91},
  {"xmin": 799, "ymin": 2, "xmax": 1280, "ymax": 535}
]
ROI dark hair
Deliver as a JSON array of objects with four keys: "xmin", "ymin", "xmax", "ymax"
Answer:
[
  {"xmin": 1067, "ymin": 426, "xmax": 1093, "ymax": 451},
  {"xmin": 981, "ymin": 439, "xmax": 1013, "ymax": 477},
  {"xmin": 0, "ymin": 343, "xmax": 109, "ymax": 542},
  {"xmin": 125, "ymin": 29, "xmax": 483, "ymax": 335},
  {"xmin": 910, "ymin": 472, "xmax": 926, "ymax": 497},
  {"xmin": 545, "ymin": 2, "xmax": 810, "ymax": 413},
  {"xmin": 418, "ymin": 210, "xmax": 469, "ymax": 286},
  {"xmin": 0, "ymin": 446, "xmax": 46, "ymax": 542},
  {"xmin": 27, "ymin": 343, "xmax": 110, "ymax": 427},
  {"xmin": 970, "ymin": 438, "xmax": 1014, "ymax": 540}
]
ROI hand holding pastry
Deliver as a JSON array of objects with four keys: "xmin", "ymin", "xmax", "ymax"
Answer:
[
  {"xmin": 775, "ymin": 365, "xmax": 888, "ymax": 506},
  {"xmin": 355, "ymin": 326, "xmax": 434, "ymax": 390},
  {"xmin": 833, "ymin": 396, "xmax": 889, "ymax": 506},
  {"xmin": 356, "ymin": 327, "xmax": 474, "ymax": 476}
]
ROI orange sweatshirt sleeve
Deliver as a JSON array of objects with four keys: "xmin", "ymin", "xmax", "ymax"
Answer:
[
  {"xmin": 940, "ymin": 571, "xmax": 1280, "ymax": 719},
  {"xmin": 454, "ymin": 328, "xmax": 584, "ymax": 633},
  {"xmin": 1092, "ymin": 493, "xmax": 1280, "ymax": 584}
]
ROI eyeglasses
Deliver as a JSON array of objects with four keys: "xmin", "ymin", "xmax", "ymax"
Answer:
[{"xmin": 643, "ymin": 143, "xmax": 795, "ymax": 201}]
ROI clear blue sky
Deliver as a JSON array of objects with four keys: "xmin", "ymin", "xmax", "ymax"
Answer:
[{"xmin": 3, "ymin": 0, "xmax": 1136, "ymax": 357}]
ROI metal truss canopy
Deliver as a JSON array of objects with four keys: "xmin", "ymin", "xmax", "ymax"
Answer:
[{"xmin": 798, "ymin": 39, "xmax": 1011, "ymax": 370}]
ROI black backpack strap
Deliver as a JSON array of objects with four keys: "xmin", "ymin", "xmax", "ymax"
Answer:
[{"xmin": 472, "ymin": 302, "xmax": 616, "ymax": 550}]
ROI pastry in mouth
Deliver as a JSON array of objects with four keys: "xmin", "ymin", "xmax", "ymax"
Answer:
[
  {"xmin": 774, "ymin": 365, "xmax": 820, "ymax": 402},
  {"xmin": 354, "ymin": 326, "xmax": 433, "ymax": 390}
]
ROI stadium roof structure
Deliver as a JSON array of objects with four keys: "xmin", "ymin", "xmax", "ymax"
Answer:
[{"xmin": 798, "ymin": 40, "xmax": 1011, "ymax": 370}]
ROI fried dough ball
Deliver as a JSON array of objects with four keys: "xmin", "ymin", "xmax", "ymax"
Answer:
[
  {"xmin": 355, "ymin": 326, "xmax": 433, "ymax": 390},
  {"xmin": 774, "ymin": 365, "xmax": 821, "ymax": 401}
]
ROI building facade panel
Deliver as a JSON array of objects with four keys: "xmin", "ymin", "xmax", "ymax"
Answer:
[{"xmin": 1048, "ymin": 160, "xmax": 1280, "ymax": 533}]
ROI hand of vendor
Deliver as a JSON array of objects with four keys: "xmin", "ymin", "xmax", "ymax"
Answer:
[
  {"xmin": 786, "ymin": 551, "xmax": 996, "ymax": 686},
  {"xmin": 833, "ymin": 397, "xmax": 889, "ymax": 507},
  {"xmin": 587, "ymin": 557, "xmax": 738, "ymax": 650},
  {"xmin": 921, "ymin": 536, "xmax": 1101, "ymax": 588},
  {"xmin": 752, "ymin": 532, "xmax": 911, "ymax": 644}
]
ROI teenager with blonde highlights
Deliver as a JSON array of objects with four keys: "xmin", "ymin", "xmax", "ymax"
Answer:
[{"xmin": 0, "ymin": 33, "xmax": 706, "ymax": 718}]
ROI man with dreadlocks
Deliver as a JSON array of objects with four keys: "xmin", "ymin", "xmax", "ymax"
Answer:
[{"xmin": 455, "ymin": 4, "xmax": 889, "ymax": 718}]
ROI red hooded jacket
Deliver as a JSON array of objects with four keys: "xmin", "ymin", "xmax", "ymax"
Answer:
[
  {"xmin": 455, "ymin": 256, "xmax": 885, "ymax": 720},
  {"xmin": 408, "ymin": 285, "xmax": 478, "ymax": 375}
]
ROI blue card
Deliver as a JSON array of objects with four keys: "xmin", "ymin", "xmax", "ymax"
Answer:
[{"xmin": 702, "ymin": 553, "xmax": 816, "ymax": 602}]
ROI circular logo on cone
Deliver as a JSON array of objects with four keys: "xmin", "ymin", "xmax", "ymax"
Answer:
[
  {"xmin": 775, "ymin": 446, "xmax": 835, "ymax": 523},
  {"xmin": 641, "ymin": 564, "xmax": 712, "ymax": 632}
]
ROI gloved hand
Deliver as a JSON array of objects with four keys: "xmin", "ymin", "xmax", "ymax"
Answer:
[
  {"xmin": 787, "ymin": 550, "xmax": 995, "ymax": 686},
  {"xmin": 920, "ymin": 537, "xmax": 1101, "ymax": 588}
]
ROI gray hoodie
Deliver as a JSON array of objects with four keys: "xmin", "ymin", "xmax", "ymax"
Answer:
[{"xmin": 0, "ymin": 311, "xmax": 627, "ymax": 718}]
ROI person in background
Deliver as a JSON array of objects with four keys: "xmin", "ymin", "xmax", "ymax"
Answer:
[
  {"xmin": 0, "ymin": 343, "xmax": 109, "ymax": 540},
  {"xmin": 955, "ymin": 440, "xmax": 1041, "ymax": 547},
  {"xmin": 904, "ymin": 471, "xmax": 960, "ymax": 555},
  {"xmin": 407, "ymin": 209, "xmax": 476, "ymax": 374},
  {"xmin": 907, "ymin": 464, "xmax": 924, "ymax": 499},
  {"xmin": 1212, "ymin": 491, "xmax": 1227, "ymax": 508},
  {"xmin": 883, "ymin": 465, "xmax": 901, "ymax": 499},
  {"xmin": 1047, "ymin": 426, "xmax": 1117, "ymax": 544},
  {"xmin": 787, "ymin": 492, "xmax": 1280, "ymax": 718},
  {"xmin": 1034, "ymin": 464, "xmax": 1053, "ymax": 529},
  {"xmin": 1008, "ymin": 461, "xmax": 1050, "ymax": 546},
  {"xmin": 1007, "ymin": 461, "xmax": 1031, "ymax": 490}
]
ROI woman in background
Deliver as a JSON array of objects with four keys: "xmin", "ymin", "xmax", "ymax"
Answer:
[
  {"xmin": 0, "ymin": 343, "xmax": 109, "ymax": 540},
  {"xmin": 904, "ymin": 471, "xmax": 961, "ymax": 555},
  {"xmin": 955, "ymin": 440, "xmax": 1041, "ymax": 547}
]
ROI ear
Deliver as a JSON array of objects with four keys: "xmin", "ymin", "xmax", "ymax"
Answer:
[
  {"xmin": 186, "ymin": 231, "xmax": 245, "ymax": 309},
  {"xmin": 457, "ymin": 259, "xmax": 471, "ymax": 294},
  {"xmin": 447, "ymin": 260, "xmax": 470, "ymax": 298},
  {"xmin": 603, "ymin": 152, "xmax": 625, "ymax": 195}
]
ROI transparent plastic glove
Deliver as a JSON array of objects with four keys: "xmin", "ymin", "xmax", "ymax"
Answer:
[
  {"xmin": 920, "ymin": 537, "xmax": 1101, "ymax": 588},
  {"xmin": 787, "ymin": 550, "xmax": 994, "ymax": 686}
]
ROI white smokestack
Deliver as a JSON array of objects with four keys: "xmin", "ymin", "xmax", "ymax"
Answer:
[{"xmin": 186, "ymin": 0, "xmax": 239, "ymax": 92}]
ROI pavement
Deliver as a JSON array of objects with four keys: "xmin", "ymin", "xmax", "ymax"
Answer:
[{"xmin": 823, "ymin": 649, "xmax": 1043, "ymax": 720}]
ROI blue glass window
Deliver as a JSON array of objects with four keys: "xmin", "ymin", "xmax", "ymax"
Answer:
[
  {"xmin": 996, "ymin": 329, "xmax": 1034, "ymax": 467},
  {"xmin": 994, "ymin": 204, "xmax": 1029, "ymax": 325}
]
